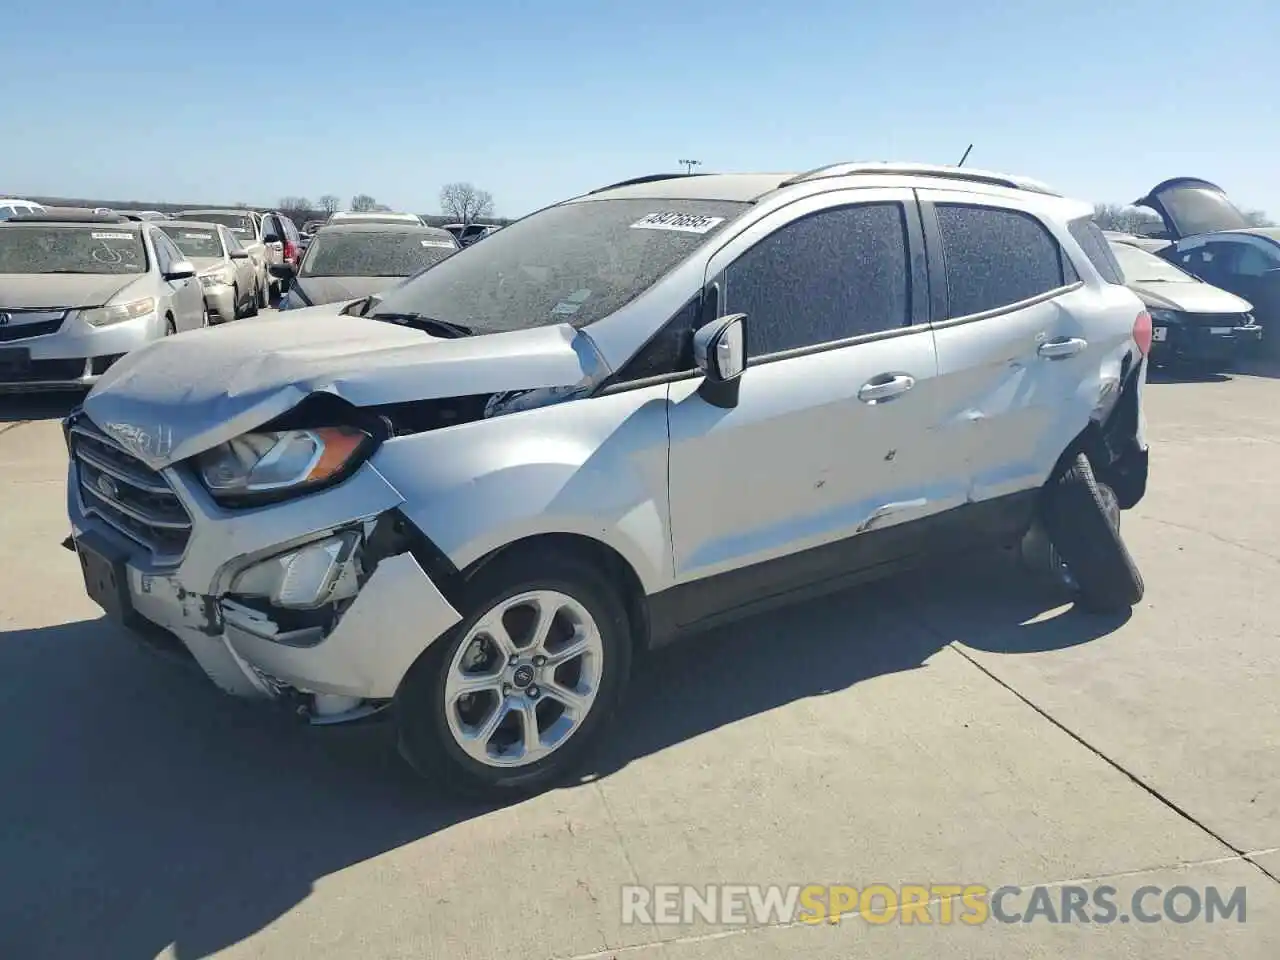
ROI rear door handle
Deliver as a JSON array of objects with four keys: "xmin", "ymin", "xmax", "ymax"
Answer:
[
  {"xmin": 1038, "ymin": 337, "xmax": 1087, "ymax": 359},
  {"xmin": 857, "ymin": 373, "xmax": 916, "ymax": 403}
]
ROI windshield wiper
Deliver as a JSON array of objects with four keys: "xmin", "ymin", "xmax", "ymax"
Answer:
[{"xmin": 369, "ymin": 312, "xmax": 473, "ymax": 338}]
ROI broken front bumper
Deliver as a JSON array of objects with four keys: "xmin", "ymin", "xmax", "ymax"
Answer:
[{"xmin": 67, "ymin": 443, "xmax": 463, "ymax": 718}]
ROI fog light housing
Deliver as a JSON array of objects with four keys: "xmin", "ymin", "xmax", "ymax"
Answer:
[{"xmin": 231, "ymin": 532, "xmax": 360, "ymax": 609}]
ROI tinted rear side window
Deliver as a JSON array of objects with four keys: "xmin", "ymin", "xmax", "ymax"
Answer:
[
  {"xmin": 936, "ymin": 205, "xmax": 1067, "ymax": 318},
  {"xmin": 1068, "ymin": 217, "xmax": 1125, "ymax": 285},
  {"xmin": 726, "ymin": 202, "xmax": 911, "ymax": 358}
]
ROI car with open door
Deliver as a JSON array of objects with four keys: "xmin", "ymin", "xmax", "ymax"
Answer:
[
  {"xmin": 1108, "ymin": 236, "xmax": 1259, "ymax": 370},
  {"xmin": 62, "ymin": 163, "xmax": 1150, "ymax": 797},
  {"xmin": 1134, "ymin": 178, "xmax": 1280, "ymax": 354}
]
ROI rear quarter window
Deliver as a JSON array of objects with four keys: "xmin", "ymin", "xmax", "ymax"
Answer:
[{"xmin": 1068, "ymin": 217, "xmax": 1125, "ymax": 285}]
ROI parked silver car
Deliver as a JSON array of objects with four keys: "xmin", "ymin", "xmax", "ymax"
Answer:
[
  {"xmin": 65, "ymin": 164, "xmax": 1151, "ymax": 796},
  {"xmin": 171, "ymin": 210, "xmax": 270, "ymax": 308},
  {"xmin": 155, "ymin": 221, "xmax": 261, "ymax": 323},
  {"xmin": 0, "ymin": 213, "xmax": 205, "ymax": 392},
  {"xmin": 274, "ymin": 222, "xmax": 458, "ymax": 310}
]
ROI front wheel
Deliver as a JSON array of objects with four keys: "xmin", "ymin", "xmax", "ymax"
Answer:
[
  {"xmin": 1040, "ymin": 453, "xmax": 1144, "ymax": 613},
  {"xmin": 395, "ymin": 550, "xmax": 633, "ymax": 798}
]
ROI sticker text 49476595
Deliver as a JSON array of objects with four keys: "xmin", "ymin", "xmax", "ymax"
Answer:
[{"xmin": 630, "ymin": 212, "xmax": 726, "ymax": 234}]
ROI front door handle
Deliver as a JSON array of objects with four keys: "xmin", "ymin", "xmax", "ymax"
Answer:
[
  {"xmin": 1038, "ymin": 337, "xmax": 1087, "ymax": 359},
  {"xmin": 857, "ymin": 373, "xmax": 916, "ymax": 403}
]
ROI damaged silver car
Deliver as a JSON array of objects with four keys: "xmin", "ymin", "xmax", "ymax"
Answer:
[{"xmin": 65, "ymin": 164, "xmax": 1151, "ymax": 796}]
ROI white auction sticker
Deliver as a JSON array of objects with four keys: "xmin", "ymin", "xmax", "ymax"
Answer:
[
  {"xmin": 422, "ymin": 239, "xmax": 456, "ymax": 248},
  {"xmin": 91, "ymin": 232, "xmax": 133, "ymax": 240},
  {"xmin": 630, "ymin": 212, "xmax": 726, "ymax": 234},
  {"xmin": 182, "ymin": 232, "xmax": 213, "ymax": 240}
]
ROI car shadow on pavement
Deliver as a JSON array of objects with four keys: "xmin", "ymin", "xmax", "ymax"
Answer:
[
  {"xmin": 1147, "ymin": 366, "xmax": 1232, "ymax": 384},
  {"xmin": 0, "ymin": 390, "xmax": 84, "ymax": 423},
  {"xmin": 0, "ymin": 550, "xmax": 1124, "ymax": 960}
]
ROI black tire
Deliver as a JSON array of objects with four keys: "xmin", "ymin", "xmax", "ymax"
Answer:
[
  {"xmin": 231, "ymin": 285, "xmax": 244, "ymax": 320},
  {"xmin": 164, "ymin": 316, "xmax": 177, "ymax": 336},
  {"xmin": 244, "ymin": 282, "xmax": 260, "ymax": 318},
  {"xmin": 1040, "ymin": 452, "xmax": 1144, "ymax": 613},
  {"xmin": 395, "ymin": 548, "xmax": 633, "ymax": 798}
]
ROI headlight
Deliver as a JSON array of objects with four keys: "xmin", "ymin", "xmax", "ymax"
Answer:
[
  {"xmin": 199, "ymin": 273, "xmax": 232, "ymax": 289},
  {"xmin": 80, "ymin": 297, "xmax": 156, "ymax": 327},
  {"xmin": 1148, "ymin": 308, "xmax": 1178, "ymax": 325},
  {"xmin": 196, "ymin": 426, "xmax": 373, "ymax": 502}
]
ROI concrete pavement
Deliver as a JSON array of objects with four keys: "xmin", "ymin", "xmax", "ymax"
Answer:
[{"xmin": 1, "ymin": 368, "xmax": 1277, "ymax": 959}]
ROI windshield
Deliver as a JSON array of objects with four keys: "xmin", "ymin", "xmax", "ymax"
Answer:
[
  {"xmin": 158, "ymin": 225, "xmax": 225, "ymax": 259},
  {"xmin": 0, "ymin": 225, "xmax": 148, "ymax": 275},
  {"xmin": 1110, "ymin": 241, "xmax": 1197, "ymax": 284},
  {"xmin": 370, "ymin": 198, "xmax": 748, "ymax": 333},
  {"xmin": 301, "ymin": 231, "xmax": 458, "ymax": 277},
  {"xmin": 174, "ymin": 212, "xmax": 255, "ymax": 238}
]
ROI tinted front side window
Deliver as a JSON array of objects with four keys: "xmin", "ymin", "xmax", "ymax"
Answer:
[
  {"xmin": 937, "ymin": 205, "xmax": 1067, "ymax": 318},
  {"xmin": 725, "ymin": 203, "xmax": 910, "ymax": 358},
  {"xmin": 370, "ymin": 198, "xmax": 747, "ymax": 335}
]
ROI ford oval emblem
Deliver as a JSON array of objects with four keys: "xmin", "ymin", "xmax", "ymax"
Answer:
[{"xmin": 96, "ymin": 474, "xmax": 120, "ymax": 500}]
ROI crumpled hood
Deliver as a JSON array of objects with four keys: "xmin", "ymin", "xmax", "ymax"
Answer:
[
  {"xmin": 1130, "ymin": 280, "xmax": 1253, "ymax": 315},
  {"xmin": 82, "ymin": 307, "xmax": 602, "ymax": 469},
  {"xmin": 0, "ymin": 273, "xmax": 138, "ymax": 310},
  {"xmin": 293, "ymin": 275, "xmax": 402, "ymax": 306}
]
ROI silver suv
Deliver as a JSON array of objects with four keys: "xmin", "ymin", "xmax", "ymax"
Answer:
[{"xmin": 64, "ymin": 163, "xmax": 1152, "ymax": 797}]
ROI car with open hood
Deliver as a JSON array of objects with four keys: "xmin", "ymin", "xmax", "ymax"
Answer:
[
  {"xmin": 0, "ymin": 212, "xmax": 206, "ymax": 392},
  {"xmin": 1134, "ymin": 178, "xmax": 1280, "ymax": 354},
  {"xmin": 273, "ymin": 221, "xmax": 459, "ymax": 310},
  {"xmin": 64, "ymin": 163, "xmax": 1151, "ymax": 797},
  {"xmin": 1108, "ymin": 236, "xmax": 1259, "ymax": 370},
  {"xmin": 155, "ymin": 221, "xmax": 262, "ymax": 323}
]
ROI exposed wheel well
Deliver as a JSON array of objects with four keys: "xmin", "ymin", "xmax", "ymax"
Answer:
[{"xmin": 464, "ymin": 533, "xmax": 651, "ymax": 654}]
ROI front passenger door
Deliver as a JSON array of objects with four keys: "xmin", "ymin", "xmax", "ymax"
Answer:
[
  {"xmin": 665, "ymin": 191, "xmax": 953, "ymax": 618},
  {"xmin": 153, "ymin": 231, "xmax": 204, "ymax": 330}
]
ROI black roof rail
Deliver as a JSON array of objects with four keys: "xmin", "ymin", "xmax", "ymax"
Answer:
[
  {"xmin": 588, "ymin": 172, "xmax": 708, "ymax": 195},
  {"xmin": 778, "ymin": 162, "xmax": 1060, "ymax": 196}
]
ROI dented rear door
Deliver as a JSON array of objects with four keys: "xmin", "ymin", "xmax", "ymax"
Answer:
[{"xmin": 919, "ymin": 191, "xmax": 1100, "ymax": 502}]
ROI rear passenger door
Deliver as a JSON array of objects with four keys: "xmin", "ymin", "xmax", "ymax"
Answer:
[
  {"xmin": 666, "ymin": 189, "xmax": 957, "ymax": 606},
  {"xmin": 918, "ymin": 193, "xmax": 1095, "ymax": 503}
]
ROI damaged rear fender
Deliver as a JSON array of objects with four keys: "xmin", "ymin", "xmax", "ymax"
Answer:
[{"xmin": 369, "ymin": 380, "xmax": 677, "ymax": 595}]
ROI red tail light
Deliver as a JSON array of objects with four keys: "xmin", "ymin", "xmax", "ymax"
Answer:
[
  {"xmin": 1132, "ymin": 310, "xmax": 1152, "ymax": 356},
  {"xmin": 284, "ymin": 240, "xmax": 298, "ymax": 263}
]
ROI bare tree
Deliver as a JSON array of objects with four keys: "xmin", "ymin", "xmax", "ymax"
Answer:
[
  {"xmin": 350, "ymin": 194, "xmax": 378, "ymax": 212},
  {"xmin": 1093, "ymin": 203, "xmax": 1163, "ymax": 235},
  {"xmin": 439, "ymin": 182, "xmax": 495, "ymax": 224},
  {"xmin": 1243, "ymin": 209, "xmax": 1276, "ymax": 228},
  {"xmin": 318, "ymin": 194, "xmax": 341, "ymax": 215},
  {"xmin": 277, "ymin": 196, "xmax": 313, "ymax": 221}
]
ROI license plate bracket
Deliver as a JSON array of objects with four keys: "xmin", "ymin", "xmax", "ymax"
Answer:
[
  {"xmin": 0, "ymin": 347, "xmax": 32, "ymax": 375},
  {"xmin": 75, "ymin": 531, "xmax": 137, "ymax": 623}
]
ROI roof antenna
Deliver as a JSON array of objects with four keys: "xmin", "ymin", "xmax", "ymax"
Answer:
[{"xmin": 957, "ymin": 144, "xmax": 973, "ymax": 167}]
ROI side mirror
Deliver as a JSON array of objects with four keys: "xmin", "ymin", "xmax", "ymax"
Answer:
[
  {"xmin": 229, "ymin": 249, "xmax": 250, "ymax": 260},
  {"xmin": 164, "ymin": 260, "xmax": 196, "ymax": 281},
  {"xmin": 693, "ymin": 313, "xmax": 746, "ymax": 409},
  {"xmin": 269, "ymin": 263, "xmax": 296, "ymax": 280}
]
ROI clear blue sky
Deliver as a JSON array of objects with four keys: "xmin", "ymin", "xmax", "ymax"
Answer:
[{"xmin": 6, "ymin": 0, "xmax": 1277, "ymax": 218}]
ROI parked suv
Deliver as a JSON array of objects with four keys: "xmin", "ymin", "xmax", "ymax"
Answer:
[{"xmin": 64, "ymin": 163, "xmax": 1150, "ymax": 796}]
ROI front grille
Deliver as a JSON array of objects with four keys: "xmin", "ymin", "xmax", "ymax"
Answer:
[
  {"xmin": 71, "ymin": 418, "xmax": 192, "ymax": 562},
  {"xmin": 1186, "ymin": 312, "xmax": 1247, "ymax": 328},
  {"xmin": 0, "ymin": 309, "xmax": 66, "ymax": 343}
]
